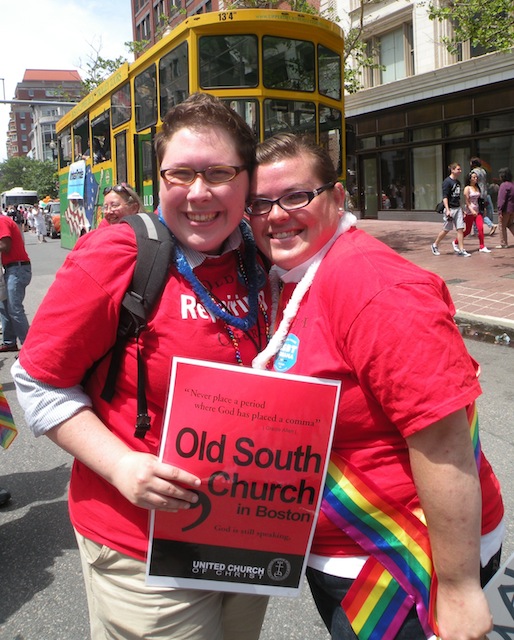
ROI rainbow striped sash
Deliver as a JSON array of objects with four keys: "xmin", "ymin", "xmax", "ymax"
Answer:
[
  {"xmin": 0, "ymin": 384, "xmax": 17, "ymax": 449},
  {"xmin": 321, "ymin": 402, "xmax": 481, "ymax": 640}
]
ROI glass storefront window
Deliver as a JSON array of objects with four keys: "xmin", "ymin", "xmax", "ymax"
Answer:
[
  {"xmin": 380, "ymin": 132, "xmax": 405, "ymax": 146},
  {"xmin": 412, "ymin": 126, "xmax": 442, "ymax": 142},
  {"xmin": 476, "ymin": 114, "xmax": 513, "ymax": 133},
  {"xmin": 360, "ymin": 136, "xmax": 376, "ymax": 149},
  {"xmin": 477, "ymin": 136, "xmax": 514, "ymax": 209},
  {"xmin": 447, "ymin": 121, "xmax": 471, "ymax": 137},
  {"xmin": 380, "ymin": 150, "xmax": 406, "ymax": 209},
  {"xmin": 411, "ymin": 145, "xmax": 443, "ymax": 210}
]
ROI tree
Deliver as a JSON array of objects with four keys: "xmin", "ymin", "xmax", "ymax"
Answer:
[
  {"xmin": 78, "ymin": 39, "xmax": 128, "ymax": 95},
  {"xmin": 0, "ymin": 157, "xmax": 58, "ymax": 200},
  {"xmin": 427, "ymin": 0, "xmax": 514, "ymax": 55}
]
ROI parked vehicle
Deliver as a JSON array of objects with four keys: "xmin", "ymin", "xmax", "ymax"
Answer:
[{"xmin": 44, "ymin": 201, "xmax": 61, "ymax": 238}]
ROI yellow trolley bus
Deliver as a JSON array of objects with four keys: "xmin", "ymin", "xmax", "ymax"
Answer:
[{"xmin": 55, "ymin": 9, "xmax": 344, "ymax": 248}]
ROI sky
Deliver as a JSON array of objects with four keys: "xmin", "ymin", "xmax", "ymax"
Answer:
[{"xmin": 0, "ymin": 0, "xmax": 134, "ymax": 162}]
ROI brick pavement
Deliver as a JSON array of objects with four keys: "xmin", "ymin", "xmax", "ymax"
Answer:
[{"xmin": 357, "ymin": 219, "xmax": 514, "ymax": 345}]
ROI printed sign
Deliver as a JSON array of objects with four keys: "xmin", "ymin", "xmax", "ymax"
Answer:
[
  {"xmin": 67, "ymin": 160, "xmax": 86, "ymax": 200},
  {"xmin": 146, "ymin": 357, "xmax": 341, "ymax": 596}
]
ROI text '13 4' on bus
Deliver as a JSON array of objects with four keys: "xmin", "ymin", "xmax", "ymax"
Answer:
[{"xmin": 54, "ymin": 9, "xmax": 345, "ymax": 249}]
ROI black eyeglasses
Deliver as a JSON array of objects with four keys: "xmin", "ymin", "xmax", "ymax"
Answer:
[
  {"xmin": 160, "ymin": 165, "xmax": 247, "ymax": 186},
  {"xmin": 246, "ymin": 182, "xmax": 335, "ymax": 217}
]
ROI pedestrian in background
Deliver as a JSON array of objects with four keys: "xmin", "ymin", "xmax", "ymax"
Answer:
[
  {"xmin": 34, "ymin": 206, "xmax": 47, "ymax": 243},
  {"xmin": 470, "ymin": 157, "xmax": 497, "ymax": 236},
  {"xmin": 0, "ymin": 214, "xmax": 31, "ymax": 353},
  {"xmin": 457, "ymin": 171, "xmax": 492, "ymax": 253},
  {"xmin": 431, "ymin": 162, "xmax": 470, "ymax": 256},
  {"xmin": 496, "ymin": 166, "xmax": 514, "ymax": 249},
  {"xmin": 98, "ymin": 183, "xmax": 144, "ymax": 227}
]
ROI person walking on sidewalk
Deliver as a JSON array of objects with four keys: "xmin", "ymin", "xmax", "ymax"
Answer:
[
  {"xmin": 496, "ymin": 167, "xmax": 514, "ymax": 249},
  {"xmin": 456, "ymin": 171, "xmax": 492, "ymax": 254},
  {"xmin": 431, "ymin": 162, "xmax": 470, "ymax": 257},
  {"xmin": 470, "ymin": 157, "xmax": 497, "ymax": 236},
  {"xmin": 0, "ymin": 214, "xmax": 32, "ymax": 352}
]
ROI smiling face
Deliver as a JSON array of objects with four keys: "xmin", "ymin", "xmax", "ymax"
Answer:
[
  {"xmin": 102, "ymin": 191, "xmax": 140, "ymax": 224},
  {"xmin": 158, "ymin": 126, "xmax": 249, "ymax": 254},
  {"xmin": 249, "ymin": 152, "xmax": 344, "ymax": 270}
]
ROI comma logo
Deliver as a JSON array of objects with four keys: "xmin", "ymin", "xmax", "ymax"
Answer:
[
  {"xmin": 181, "ymin": 491, "xmax": 211, "ymax": 531},
  {"xmin": 267, "ymin": 558, "xmax": 291, "ymax": 582}
]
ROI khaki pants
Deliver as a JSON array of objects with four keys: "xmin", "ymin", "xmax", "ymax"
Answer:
[{"xmin": 76, "ymin": 532, "xmax": 269, "ymax": 640}]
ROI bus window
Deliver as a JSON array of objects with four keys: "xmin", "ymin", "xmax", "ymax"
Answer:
[
  {"xmin": 222, "ymin": 99, "xmax": 259, "ymax": 139},
  {"xmin": 73, "ymin": 116, "xmax": 89, "ymax": 161},
  {"xmin": 263, "ymin": 37, "xmax": 315, "ymax": 91},
  {"xmin": 199, "ymin": 35, "xmax": 258, "ymax": 88},
  {"xmin": 141, "ymin": 138, "xmax": 153, "ymax": 182},
  {"xmin": 264, "ymin": 100, "xmax": 316, "ymax": 137},
  {"xmin": 135, "ymin": 65, "xmax": 157, "ymax": 131},
  {"xmin": 115, "ymin": 131, "xmax": 128, "ymax": 184},
  {"xmin": 159, "ymin": 42, "xmax": 189, "ymax": 117},
  {"xmin": 91, "ymin": 111, "xmax": 110, "ymax": 164},
  {"xmin": 318, "ymin": 45, "xmax": 342, "ymax": 101},
  {"xmin": 319, "ymin": 105, "xmax": 342, "ymax": 174},
  {"xmin": 59, "ymin": 128, "xmax": 72, "ymax": 167},
  {"xmin": 112, "ymin": 83, "xmax": 131, "ymax": 128}
]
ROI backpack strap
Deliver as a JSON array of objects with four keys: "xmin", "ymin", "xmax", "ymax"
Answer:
[{"xmin": 100, "ymin": 212, "xmax": 175, "ymax": 439}]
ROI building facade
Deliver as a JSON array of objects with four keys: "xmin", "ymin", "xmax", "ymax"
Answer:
[
  {"xmin": 132, "ymin": 0, "xmax": 217, "ymax": 52},
  {"xmin": 339, "ymin": 0, "xmax": 514, "ymax": 219},
  {"xmin": 7, "ymin": 69, "xmax": 82, "ymax": 160}
]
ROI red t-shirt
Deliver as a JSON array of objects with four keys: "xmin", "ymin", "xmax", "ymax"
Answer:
[
  {"xmin": 20, "ymin": 222, "xmax": 270, "ymax": 560},
  {"xmin": 0, "ymin": 215, "xmax": 30, "ymax": 265},
  {"xmin": 272, "ymin": 228, "xmax": 503, "ymax": 558}
]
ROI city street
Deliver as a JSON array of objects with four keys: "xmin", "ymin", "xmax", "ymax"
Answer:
[{"xmin": 1, "ymin": 231, "xmax": 512, "ymax": 639}]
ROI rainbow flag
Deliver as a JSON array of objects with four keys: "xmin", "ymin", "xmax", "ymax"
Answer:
[
  {"xmin": 0, "ymin": 385, "xmax": 17, "ymax": 449},
  {"xmin": 322, "ymin": 455, "xmax": 436, "ymax": 640},
  {"xmin": 321, "ymin": 401, "xmax": 481, "ymax": 640}
]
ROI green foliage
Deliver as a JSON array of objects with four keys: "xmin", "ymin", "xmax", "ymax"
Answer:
[
  {"xmin": 427, "ymin": 0, "xmax": 514, "ymax": 54},
  {"xmin": 0, "ymin": 157, "xmax": 58, "ymax": 199},
  {"xmin": 79, "ymin": 41, "xmax": 127, "ymax": 95}
]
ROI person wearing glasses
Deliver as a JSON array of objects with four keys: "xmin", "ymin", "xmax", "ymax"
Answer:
[
  {"xmin": 12, "ymin": 93, "xmax": 270, "ymax": 640},
  {"xmin": 99, "ymin": 183, "xmax": 145, "ymax": 226},
  {"xmin": 248, "ymin": 133, "xmax": 504, "ymax": 640}
]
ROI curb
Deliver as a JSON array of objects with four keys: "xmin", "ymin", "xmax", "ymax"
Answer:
[{"xmin": 455, "ymin": 312, "xmax": 514, "ymax": 347}]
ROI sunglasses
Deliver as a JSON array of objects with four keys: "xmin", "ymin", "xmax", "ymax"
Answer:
[{"xmin": 103, "ymin": 183, "xmax": 136, "ymax": 197}]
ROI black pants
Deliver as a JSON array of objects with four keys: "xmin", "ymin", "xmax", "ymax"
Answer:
[{"xmin": 306, "ymin": 548, "xmax": 502, "ymax": 639}]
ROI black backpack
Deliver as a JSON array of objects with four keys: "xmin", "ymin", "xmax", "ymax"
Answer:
[{"xmin": 99, "ymin": 212, "xmax": 175, "ymax": 438}]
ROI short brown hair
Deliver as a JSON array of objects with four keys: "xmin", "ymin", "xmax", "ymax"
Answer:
[
  {"xmin": 154, "ymin": 92, "xmax": 256, "ymax": 172},
  {"xmin": 255, "ymin": 133, "xmax": 338, "ymax": 184}
]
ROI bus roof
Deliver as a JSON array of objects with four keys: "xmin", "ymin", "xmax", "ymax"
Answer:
[{"xmin": 56, "ymin": 9, "xmax": 344, "ymax": 134}]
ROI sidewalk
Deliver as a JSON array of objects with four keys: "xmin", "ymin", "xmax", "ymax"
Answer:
[{"xmin": 358, "ymin": 219, "xmax": 514, "ymax": 346}]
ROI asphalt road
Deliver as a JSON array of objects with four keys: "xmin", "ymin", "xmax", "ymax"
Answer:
[{"xmin": 0, "ymin": 232, "xmax": 512, "ymax": 640}]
